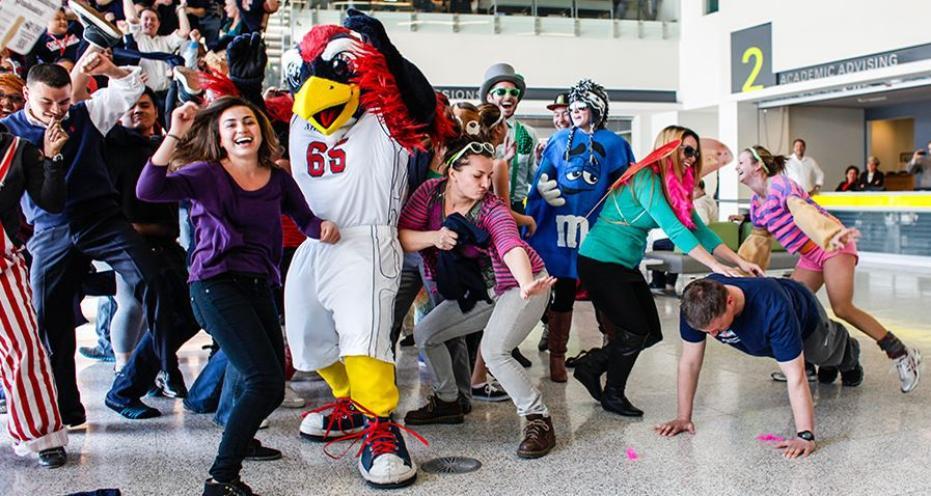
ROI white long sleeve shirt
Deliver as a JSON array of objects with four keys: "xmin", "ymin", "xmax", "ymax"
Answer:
[{"xmin": 785, "ymin": 153, "xmax": 824, "ymax": 193}]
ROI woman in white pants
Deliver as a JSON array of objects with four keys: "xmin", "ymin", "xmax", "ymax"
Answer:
[{"xmin": 398, "ymin": 139, "xmax": 557, "ymax": 458}]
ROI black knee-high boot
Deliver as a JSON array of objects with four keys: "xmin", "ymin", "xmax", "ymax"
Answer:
[
  {"xmin": 601, "ymin": 348, "xmax": 644, "ymax": 417},
  {"xmin": 572, "ymin": 346, "xmax": 611, "ymax": 401}
]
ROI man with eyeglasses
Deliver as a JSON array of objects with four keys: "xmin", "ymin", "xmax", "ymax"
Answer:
[{"xmin": 0, "ymin": 74, "xmax": 26, "ymax": 119}]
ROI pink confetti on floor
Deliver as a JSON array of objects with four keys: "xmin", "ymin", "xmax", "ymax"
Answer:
[
  {"xmin": 626, "ymin": 448, "xmax": 639, "ymax": 460},
  {"xmin": 756, "ymin": 433, "xmax": 785, "ymax": 442}
]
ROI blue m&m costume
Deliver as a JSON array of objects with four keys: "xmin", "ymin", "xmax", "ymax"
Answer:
[{"xmin": 526, "ymin": 127, "xmax": 633, "ymax": 279}]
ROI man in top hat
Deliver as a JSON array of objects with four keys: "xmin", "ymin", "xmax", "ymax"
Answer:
[{"xmin": 481, "ymin": 63, "xmax": 539, "ymax": 215}]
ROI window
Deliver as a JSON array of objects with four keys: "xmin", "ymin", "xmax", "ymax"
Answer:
[{"xmin": 706, "ymin": 0, "xmax": 719, "ymax": 14}]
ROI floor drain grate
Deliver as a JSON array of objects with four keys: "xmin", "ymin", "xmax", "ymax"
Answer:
[{"xmin": 421, "ymin": 456, "xmax": 482, "ymax": 474}]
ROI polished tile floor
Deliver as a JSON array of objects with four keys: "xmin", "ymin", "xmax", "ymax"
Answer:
[{"xmin": 3, "ymin": 265, "xmax": 931, "ymax": 496}]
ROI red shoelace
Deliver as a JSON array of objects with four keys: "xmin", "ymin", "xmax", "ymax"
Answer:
[
  {"xmin": 301, "ymin": 397, "xmax": 360, "ymax": 441},
  {"xmin": 321, "ymin": 401, "xmax": 428, "ymax": 460}
]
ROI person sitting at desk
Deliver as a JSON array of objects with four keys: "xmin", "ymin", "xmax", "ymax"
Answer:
[
  {"xmin": 835, "ymin": 165, "xmax": 859, "ymax": 192},
  {"xmin": 857, "ymin": 156, "xmax": 884, "ymax": 191}
]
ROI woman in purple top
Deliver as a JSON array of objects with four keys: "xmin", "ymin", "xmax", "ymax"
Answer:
[
  {"xmin": 137, "ymin": 97, "xmax": 338, "ymax": 496},
  {"xmin": 398, "ymin": 138, "xmax": 558, "ymax": 459}
]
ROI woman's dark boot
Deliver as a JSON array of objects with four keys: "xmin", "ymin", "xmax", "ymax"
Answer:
[
  {"xmin": 601, "ymin": 348, "xmax": 643, "ymax": 417},
  {"xmin": 572, "ymin": 347, "xmax": 610, "ymax": 401}
]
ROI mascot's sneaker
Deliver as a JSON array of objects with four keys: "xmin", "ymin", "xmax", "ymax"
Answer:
[
  {"xmin": 69, "ymin": 0, "xmax": 123, "ymax": 48},
  {"xmin": 357, "ymin": 417, "xmax": 423, "ymax": 489},
  {"xmin": 300, "ymin": 398, "xmax": 365, "ymax": 442}
]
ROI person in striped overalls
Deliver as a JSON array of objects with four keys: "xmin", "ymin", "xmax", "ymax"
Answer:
[{"xmin": 0, "ymin": 127, "xmax": 69, "ymax": 468}]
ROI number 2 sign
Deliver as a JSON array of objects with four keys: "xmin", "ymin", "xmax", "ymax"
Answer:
[{"xmin": 731, "ymin": 23, "xmax": 775, "ymax": 94}]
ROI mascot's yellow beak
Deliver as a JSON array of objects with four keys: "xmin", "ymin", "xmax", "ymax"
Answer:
[{"xmin": 293, "ymin": 76, "xmax": 360, "ymax": 136}]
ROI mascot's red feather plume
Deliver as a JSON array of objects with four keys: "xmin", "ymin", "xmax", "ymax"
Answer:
[{"xmin": 298, "ymin": 25, "xmax": 455, "ymax": 151}]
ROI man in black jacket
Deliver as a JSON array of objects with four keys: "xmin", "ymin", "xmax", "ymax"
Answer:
[
  {"xmin": 858, "ymin": 156, "xmax": 885, "ymax": 191},
  {"xmin": 101, "ymin": 88, "xmax": 200, "ymax": 406}
]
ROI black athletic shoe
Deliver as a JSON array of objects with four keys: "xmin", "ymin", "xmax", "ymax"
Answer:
[
  {"xmin": 841, "ymin": 364, "xmax": 864, "ymax": 387},
  {"xmin": 105, "ymin": 397, "xmax": 161, "ymax": 420},
  {"xmin": 203, "ymin": 478, "xmax": 258, "ymax": 496},
  {"xmin": 38, "ymin": 447, "xmax": 67, "ymax": 469},
  {"xmin": 244, "ymin": 439, "xmax": 282, "ymax": 461},
  {"xmin": 69, "ymin": 0, "xmax": 123, "ymax": 48},
  {"xmin": 404, "ymin": 395, "xmax": 464, "ymax": 426},
  {"xmin": 817, "ymin": 366, "xmax": 839, "ymax": 384},
  {"xmin": 471, "ymin": 380, "xmax": 509, "ymax": 402}
]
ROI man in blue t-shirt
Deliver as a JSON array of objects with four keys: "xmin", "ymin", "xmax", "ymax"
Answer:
[{"xmin": 654, "ymin": 275, "xmax": 862, "ymax": 459}]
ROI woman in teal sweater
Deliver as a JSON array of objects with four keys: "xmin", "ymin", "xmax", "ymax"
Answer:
[{"xmin": 573, "ymin": 125, "xmax": 762, "ymax": 417}]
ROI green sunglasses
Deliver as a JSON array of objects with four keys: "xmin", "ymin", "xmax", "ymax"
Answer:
[{"xmin": 491, "ymin": 87, "xmax": 521, "ymax": 98}]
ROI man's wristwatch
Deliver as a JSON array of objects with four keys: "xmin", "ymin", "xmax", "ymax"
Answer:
[
  {"xmin": 50, "ymin": 153, "xmax": 64, "ymax": 162},
  {"xmin": 797, "ymin": 430, "xmax": 815, "ymax": 442}
]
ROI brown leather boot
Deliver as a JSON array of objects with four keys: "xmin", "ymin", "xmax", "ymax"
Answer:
[
  {"xmin": 517, "ymin": 414, "xmax": 555, "ymax": 459},
  {"xmin": 548, "ymin": 310, "xmax": 572, "ymax": 383}
]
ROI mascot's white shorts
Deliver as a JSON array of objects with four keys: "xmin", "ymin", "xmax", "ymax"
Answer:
[{"xmin": 285, "ymin": 225, "xmax": 402, "ymax": 371}]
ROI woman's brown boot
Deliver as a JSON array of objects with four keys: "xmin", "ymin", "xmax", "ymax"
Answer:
[{"xmin": 547, "ymin": 310, "xmax": 572, "ymax": 382}]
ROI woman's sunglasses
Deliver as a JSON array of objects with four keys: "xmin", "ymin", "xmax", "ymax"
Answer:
[
  {"xmin": 683, "ymin": 145, "xmax": 700, "ymax": 160},
  {"xmin": 491, "ymin": 87, "xmax": 521, "ymax": 98},
  {"xmin": 446, "ymin": 141, "xmax": 495, "ymax": 167}
]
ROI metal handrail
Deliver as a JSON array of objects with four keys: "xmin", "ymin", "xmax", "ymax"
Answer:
[{"xmin": 288, "ymin": 0, "xmax": 666, "ymax": 21}]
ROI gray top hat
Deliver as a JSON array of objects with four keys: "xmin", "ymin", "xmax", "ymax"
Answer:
[{"xmin": 479, "ymin": 63, "xmax": 527, "ymax": 102}]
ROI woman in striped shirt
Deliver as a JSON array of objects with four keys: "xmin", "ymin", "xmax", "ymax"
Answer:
[
  {"xmin": 398, "ymin": 138, "xmax": 557, "ymax": 459},
  {"xmin": 738, "ymin": 145, "xmax": 921, "ymax": 393}
]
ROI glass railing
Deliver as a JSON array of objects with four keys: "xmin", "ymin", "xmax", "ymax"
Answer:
[{"xmin": 291, "ymin": 0, "xmax": 668, "ymax": 21}]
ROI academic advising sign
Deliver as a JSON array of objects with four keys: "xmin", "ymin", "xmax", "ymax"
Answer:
[
  {"xmin": 732, "ymin": 26, "xmax": 931, "ymax": 93},
  {"xmin": 776, "ymin": 43, "xmax": 931, "ymax": 84}
]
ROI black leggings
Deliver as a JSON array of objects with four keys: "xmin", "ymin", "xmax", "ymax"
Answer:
[
  {"xmin": 549, "ymin": 277, "xmax": 577, "ymax": 313},
  {"xmin": 577, "ymin": 255, "xmax": 662, "ymax": 348}
]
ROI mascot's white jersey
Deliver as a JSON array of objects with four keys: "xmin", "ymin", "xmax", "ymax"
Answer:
[{"xmin": 290, "ymin": 112, "xmax": 410, "ymax": 227}]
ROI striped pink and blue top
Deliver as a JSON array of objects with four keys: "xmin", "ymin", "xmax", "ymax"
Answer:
[
  {"xmin": 399, "ymin": 178, "xmax": 546, "ymax": 295},
  {"xmin": 749, "ymin": 174, "xmax": 836, "ymax": 257}
]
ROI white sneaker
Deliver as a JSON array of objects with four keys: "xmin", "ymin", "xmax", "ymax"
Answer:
[
  {"xmin": 357, "ymin": 419, "xmax": 418, "ymax": 489},
  {"xmin": 299, "ymin": 398, "xmax": 365, "ymax": 441},
  {"xmin": 895, "ymin": 347, "xmax": 922, "ymax": 393},
  {"xmin": 280, "ymin": 383, "xmax": 306, "ymax": 409}
]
